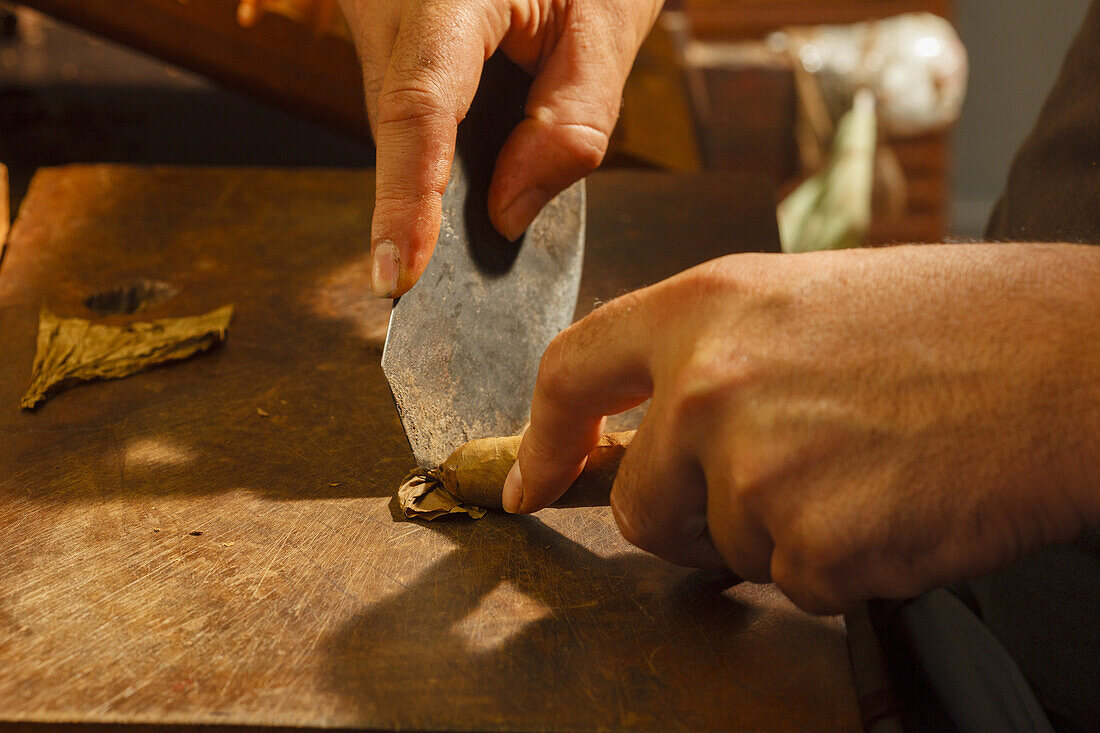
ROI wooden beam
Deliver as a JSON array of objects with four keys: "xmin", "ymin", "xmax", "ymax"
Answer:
[
  {"xmin": 18, "ymin": 0, "xmax": 370, "ymax": 140},
  {"xmin": 685, "ymin": 0, "xmax": 953, "ymax": 41}
]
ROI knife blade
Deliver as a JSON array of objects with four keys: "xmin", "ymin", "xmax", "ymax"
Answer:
[{"xmin": 381, "ymin": 53, "xmax": 586, "ymax": 469}]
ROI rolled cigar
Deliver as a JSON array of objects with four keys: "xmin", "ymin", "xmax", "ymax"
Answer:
[{"xmin": 438, "ymin": 431, "xmax": 634, "ymax": 510}]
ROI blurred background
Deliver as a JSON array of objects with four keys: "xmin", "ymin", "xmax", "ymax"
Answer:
[
  {"xmin": 952, "ymin": 0, "xmax": 1090, "ymax": 236},
  {"xmin": 0, "ymin": 0, "xmax": 1093, "ymax": 240}
]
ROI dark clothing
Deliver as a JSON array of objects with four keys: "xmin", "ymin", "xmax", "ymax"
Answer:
[
  {"xmin": 888, "ymin": 3, "xmax": 1100, "ymax": 730},
  {"xmin": 976, "ymin": 1, "xmax": 1100, "ymax": 729},
  {"xmin": 987, "ymin": 0, "xmax": 1100, "ymax": 243},
  {"xmin": 952, "ymin": 541, "xmax": 1100, "ymax": 731}
]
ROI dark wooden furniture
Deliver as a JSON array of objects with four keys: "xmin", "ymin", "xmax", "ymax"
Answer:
[
  {"xmin": 0, "ymin": 166, "xmax": 859, "ymax": 730},
  {"xmin": 16, "ymin": 0, "xmax": 367, "ymax": 138},
  {"xmin": 17, "ymin": 0, "xmax": 955, "ymax": 246},
  {"xmin": 682, "ymin": 0, "xmax": 954, "ymax": 244}
]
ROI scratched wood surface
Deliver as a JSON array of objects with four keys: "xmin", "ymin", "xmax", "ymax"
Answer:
[{"xmin": 0, "ymin": 166, "xmax": 860, "ymax": 731}]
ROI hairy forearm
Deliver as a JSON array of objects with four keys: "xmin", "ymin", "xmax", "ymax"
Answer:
[
  {"xmin": 1008, "ymin": 243, "xmax": 1100, "ymax": 531},
  {"xmin": 920, "ymin": 242, "xmax": 1100, "ymax": 535}
]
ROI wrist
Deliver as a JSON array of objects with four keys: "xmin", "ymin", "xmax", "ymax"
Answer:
[{"xmin": 1017, "ymin": 244, "xmax": 1100, "ymax": 534}]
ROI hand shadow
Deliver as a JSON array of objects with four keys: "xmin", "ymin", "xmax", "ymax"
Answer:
[{"xmin": 317, "ymin": 510, "xmax": 846, "ymax": 730}]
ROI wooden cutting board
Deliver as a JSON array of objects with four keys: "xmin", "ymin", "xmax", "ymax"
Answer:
[{"xmin": 0, "ymin": 165, "xmax": 860, "ymax": 730}]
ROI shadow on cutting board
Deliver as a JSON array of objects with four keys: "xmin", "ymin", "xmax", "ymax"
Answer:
[{"xmin": 317, "ymin": 511, "xmax": 856, "ymax": 731}]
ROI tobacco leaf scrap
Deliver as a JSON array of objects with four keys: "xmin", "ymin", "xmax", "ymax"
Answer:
[
  {"xmin": 397, "ymin": 469, "xmax": 487, "ymax": 521},
  {"xmin": 21, "ymin": 305, "xmax": 234, "ymax": 410}
]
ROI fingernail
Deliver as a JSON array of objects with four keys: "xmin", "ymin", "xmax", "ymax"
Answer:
[
  {"xmin": 371, "ymin": 240, "xmax": 400, "ymax": 298},
  {"xmin": 498, "ymin": 187, "xmax": 553, "ymax": 241},
  {"xmin": 502, "ymin": 461, "xmax": 523, "ymax": 514}
]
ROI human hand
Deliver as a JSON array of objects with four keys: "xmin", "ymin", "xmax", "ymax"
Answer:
[
  {"xmin": 338, "ymin": 0, "xmax": 663, "ymax": 297},
  {"xmin": 504, "ymin": 244, "xmax": 1100, "ymax": 613}
]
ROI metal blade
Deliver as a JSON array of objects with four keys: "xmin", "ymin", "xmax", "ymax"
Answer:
[{"xmin": 381, "ymin": 54, "xmax": 586, "ymax": 469}]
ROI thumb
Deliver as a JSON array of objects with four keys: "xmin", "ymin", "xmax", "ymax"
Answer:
[{"xmin": 489, "ymin": 22, "xmax": 637, "ymax": 240}]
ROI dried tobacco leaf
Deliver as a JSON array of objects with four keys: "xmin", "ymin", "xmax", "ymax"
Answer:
[
  {"xmin": 397, "ymin": 469, "xmax": 488, "ymax": 521},
  {"xmin": 21, "ymin": 305, "xmax": 234, "ymax": 410},
  {"xmin": 778, "ymin": 89, "xmax": 876, "ymax": 254}
]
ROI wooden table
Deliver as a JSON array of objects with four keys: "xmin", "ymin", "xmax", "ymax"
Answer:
[{"xmin": 0, "ymin": 166, "xmax": 860, "ymax": 730}]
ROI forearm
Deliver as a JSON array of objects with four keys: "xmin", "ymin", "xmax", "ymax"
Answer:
[
  {"xmin": 1006, "ymin": 243, "xmax": 1100, "ymax": 532},
  {"xmin": 910, "ymin": 242, "xmax": 1100, "ymax": 536}
]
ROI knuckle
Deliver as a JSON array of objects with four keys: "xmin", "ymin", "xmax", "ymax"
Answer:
[
  {"xmin": 673, "ymin": 256, "xmax": 745, "ymax": 293},
  {"xmin": 373, "ymin": 187, "xmax": 434, "ymax": 207},
  {"xmin": 533, "ymin": 111, "xmax": 612, "ymax": 174},
  {"xmin": 376, "ymin": 84, "xmax": 452, "ymax": 127},
  {"xmin": 665, "ymin": 342, "xmax": 758, "ymax": 431},
  {"xmin": 386, "ymin": 4, "xmax": 474, "ymax": 95},
  {"xmin": 728, "ymin": 465, "xmax": 774, "ymax": 518},
  {"xmin": 671, "ymin": 254, "xmax": 784, "ymax": 307},
  {"xmin": 535, "ymin": 333, "xmax": 574, "ymax": 402},
  {"xmin": 558, "ymin": 123, "xmax": 610, "ymax": 172},
  {"xmin": 609, "ymin": 487, "xmax": 665, "ymax": 556},
  {"xmin": 375, "ymin": 153, "xmax": 451, "ymax": 198},
  {"xmin": 794, "ymin": 533, "xmax": 847, "ymax": 582},
  {"xmin": 705, "ymin": 484, "xmax": 773, "ymax": 583},
  {"xmin": 710, "ymin": 533, "xmax": 772, "ymax": 584},
  {"xmin": 664, "ymin": 374, "xmax": 714, "ymax": 430},
  {"xmin": 770, "ymin": 550, "xmax": 850, "ymax": 615},
  {"xmin": 771, "ymin": 512, "xmax": 872, "ymax": 613}
]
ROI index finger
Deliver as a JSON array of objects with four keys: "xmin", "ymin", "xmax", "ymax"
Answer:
[
  {"xmin": 504, "ymin": 292, "xmax": 655, "ymax": 513},
  {"xmin": 369, "ymin": 0, "xmax": 512, "ymax": 297}
]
